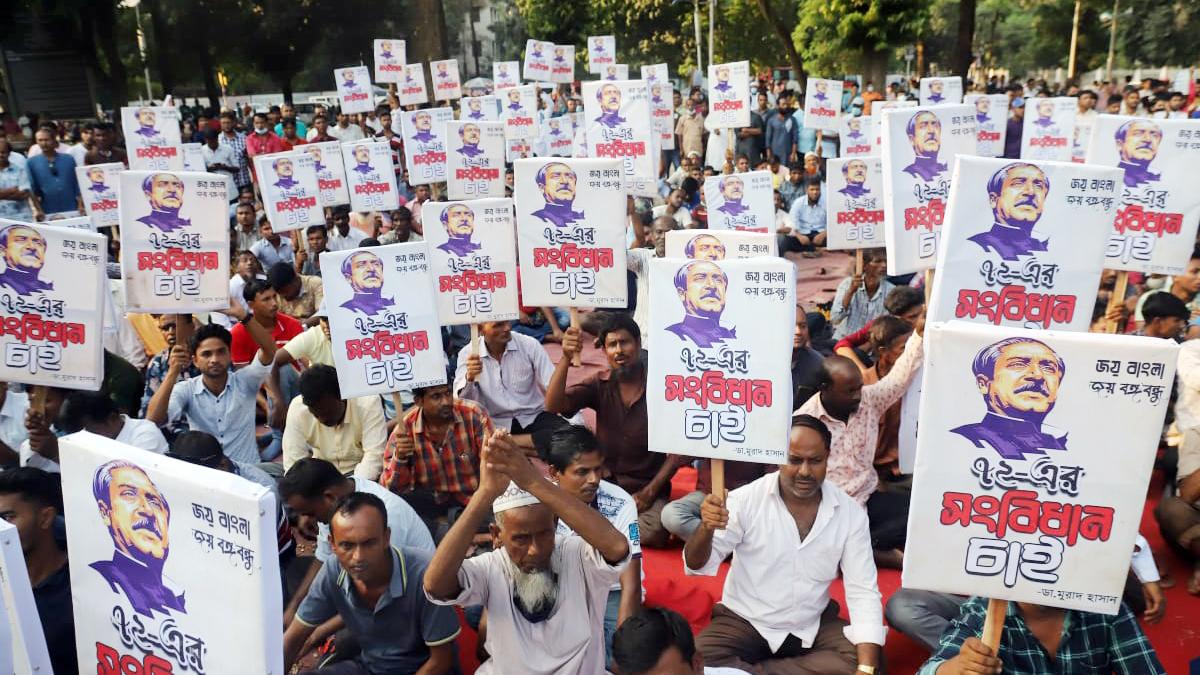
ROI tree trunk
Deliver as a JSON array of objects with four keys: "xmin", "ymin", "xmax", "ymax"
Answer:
[
  {"xmin": 860, "ymin": 47, "xmax": 888, "ymax": 94},
  {"xmin": 954, "ymin": 0, "xmax": 977, "ymax": 79},
  {"xmin": 145, "ymin": 0, "xmax": 175, "ymax": 94},
  {"xmin": 408, "ymin": 0, "xmax": 448, "ymax": 63},
  {"xmin": 196, "ymin": 45, "xmax": 220, "ymax": 109},
  {"xmin": 91, "ymin": 1, "xmax": 129, "ymax": 106},
  {"xmin": 754, "ymin": 0, "xmax": 804, "ymax": 82},
  {"xmin": 281, "ymin": 78, "xmax": 294, "ymax": 105}
]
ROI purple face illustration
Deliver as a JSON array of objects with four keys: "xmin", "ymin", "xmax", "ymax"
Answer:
[
  {"xmin": 0, "ymin": 225, "xmax": 52, "ymax": 295},
  {"xmin": 902, "ymin": 111, "xmax": 947, "ymax": 182},
  {"xmin": 666, "ymin": 260, "xmax": 736, "ymax": 348},
  {"xmin": 1115, "ymin": 120, "xmax": 1163, "ymax": 188},
  {"xmin": 340, "ymin": 250, "xmax": 393, "ymax": 316},
  {"xmin": 138, "ymin": 173, "xmax": 191, "ymax": 233},
  {"xmin": 966, "ymin": 162, "xmax": 1051, "ymax": 261}
]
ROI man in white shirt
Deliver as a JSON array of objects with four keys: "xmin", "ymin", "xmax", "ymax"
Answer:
[
  {"xmin": 22, "ymin": 390, "xmax": 168, "ymax": 471},
  {"xmin": 326, "ymin": 205, "xmax": 367, "ymax": 251},
  {"xmin": 683, "ymin": 415, "xmax": 884, "ymax": 675},
  {"xmin": 281, "ymin": 364, "xmax": 387, "ymax": 479},
  {"xmin": 1158, "ymin": 336, "xmax": 1200, "ymax": 594},
  {"xmin": 613, "ymin": 607, "xmax": 750, "ymax": 675},
  {"xmin": 651, "ymin": 188, "xmax": 694, "ymax": 229},
  {"xmin": 328, "ymin": 112, "xmax": 366, "ymax": 142},
  {"xmin": 623, "ymin": 216, "xmax": 682, "ymax": 341},
  {"xmin": 424, "ymin": 429, "xmax": 631, "ymax": 675}
]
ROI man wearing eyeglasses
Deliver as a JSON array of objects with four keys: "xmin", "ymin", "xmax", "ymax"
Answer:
[{"xmin": 27, "ymin": 128, "xmax": 83, "ymax": 221}]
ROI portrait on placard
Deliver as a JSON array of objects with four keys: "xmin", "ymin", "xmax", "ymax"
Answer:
[
  {"xmin": 181, "ymin": 143, "xmax": 205, "ymax": 172},
  {"xmin": 397, "ymin": 64, "xmax": 428, "ymax": 107},
  {"xmin": 422, "ymin": 199, "xmax": 519, "ymax": 324},
  {"xmin": 77, "ymin": 162, "xmax": 123, "ymax": 230},
  {"xmin": 506, "ymin": 138, "xmax": 534, "ymax": 163},
  {"xmin": 803, "ymin": 78, "xmax": 843, "ymax": 131},
  {"xmin": 583, "ymin": 80, "xmax": 657, "ymax": 195},
  {"xmin": 373, "ymin": 38, "xmax": 406, "ymax": 83},
  {"xmin": 501, "ymin": 84, "xmax": 538, "ymax": 141},
  {"xmin": 904, "ymin": 322, "xmax": 1177, "ymax": 614},
  {"xmin": 706, "ymin": 61, "xmax": 750, "ymax": 129},
  {"xmin": 334, "ymin": 66, "xmax": 374, "ymax": 115},
  {"xmin": 401, "ymin": 107, "xmax": 454, "ymax": 185},
  {"xmin": 255, "ymin": 152, "xmax": 322, "ymax": 233},
  {"xmin": 541, "ymin": 115, "xmax": 576, "ymax": 158},
  {"xmin": 446, "ymin": 121, "xmax": 505, "ymax": 200},
  {"xmin": 302, "ymin": 141, "xmax": 350, "ymax": 207},
  {"xmin": 523, "ymin": 39, "xmax": 553, "ymax": 82},
  {"xmin": 430, "ymin": 59, "xmax": 463, "ymax": 101},
  {"xmin": 492, "ymin": 61, "xmax": 520, "ymax": 90},
  {"xmin": 664, "ymin": 229, "xmax": 778, "ymax": 259},
  {"xmin": 702, "ymin": 170, "xmax": 774, "ymax": 232},
  {"xmin": 1021, "ymin": 97, "xmax": 1077, "ymax": 162},
  {"xmin": 460, "ymin": 95, "xmax": 499, "ymax": 122},
  {"xmin": 965, "ymin": 93, "xmax": 1010, "ymax": 158},
  {"xmin": 341, "ymin": 141, "xmax": 400, "ymax": 213},
  {"xmin": 872, "ymin": 99, "xmax": 917, "ymax": 148},
  {"xmin": 587, "ymin": 35, "xmax": 616, "ymax": 74},
  {"xmin": 121, "ymin": 106, "xmax": 183, "ymax": 171},
  {"xmin": 550, "ymin": 44, "xmax": 575, "ymax": 84},
  {"xmin": 839, "ymin": 116, "xmax": 875, "ymax": 157},
  {"xmin": 600, "ymin": 64, "xmax": 629, "ymax": 81},
  {"xmin": 647, "ymin": 257, "xmax": 795, "ymax": 462},
  {"xmin": 918, "ymin": 76, "xmax": 963, "ymax": 106},
  {"xmin": 826, "ymin": 156, "xmax": 886, "ymax": 250},
  {"xmin": 642, "ymin": 63, "xmax": 676, "ymax": 152}
]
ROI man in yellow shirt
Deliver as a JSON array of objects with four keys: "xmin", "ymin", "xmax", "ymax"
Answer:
[{"xmin": 281, "ymin": 364, "xmax": 387, "ymax": 479}]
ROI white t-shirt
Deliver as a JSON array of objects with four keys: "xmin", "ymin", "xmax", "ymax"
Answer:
[
  {"xmin": 328, "ymin": 124, "xmax": 365, "ymax": 142},
  {"xmin": 557, "ymin": 480, "xmax": 642, "ymax": 593},
  {"xmin": 326, "ymin": 227, "xmax": 368, "ymax": 252},
  {"xmin": 20, "ymin": 417, "xmax": 168, "ymax": 472},
  {"xmin": 314, "ymin": 476, "xmax": 434, "ymax": 563}
]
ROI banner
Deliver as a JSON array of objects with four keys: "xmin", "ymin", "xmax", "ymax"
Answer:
[
  {"xmin": 373, "ymin": 39, "xmax": 407, "ymax": 83},
  {"xmin": 965, "ymin": 94, "xmax": 1010, "ymax": 158},
  {"xmin": 903, "ymin": 322, "xmax": 1177, "ymax": 614},
  {"xmin": 334, "ymin": 66, "xmax": 374, "ymax": 115},
  {"xmin": 460, "ymin": 95, "xmax": 499, "ymax": 122},
  {"xmin": 341, "ymin": 140, "xmax": 400, "ymax": 213},
  {"xmin": 60, "ymin": 432, "xmax": 282, "ymax": 674},
  {"xmin": 513, "ymin": 157, "xmax": 627, "ymax": 308},
  {"xmin": 77, "ymin": 162, "xmax": 123, "ymax": 230},
  {"xmin": 1085, "ymin": 116, "xmax": 1200, "ymax": 275},
  {"xmin": 301, "ymin": 141, "xmax": 350, "ymax": 207},
  {"xmin": 550, "ymin": 45, "xmax": 575, "ymax": 84},
  {"xmin": 583, "ymin": 80, "xmax": 658, "ymax": 197},
  {"xmin": 323, "ymin": 243, "xmax": 446, "ymax": 397},
  {"xmin": 664, "ymin": 229, "xmax": 778, "ymax": 259},
  {"xmin": 646, "ymin": 257, "xmax": 795, "ymax": 462},
  {"xmin": 400, "ymin": 107, "xmax": 454, "ymax": 186},
  {"xmin": 121, "ymin": 106, "xmax": 183, "ymax": 171},
  {"xmin": 540, "ymin": 115, "xmax": 576, "ymax": 158},
  {"xmin": 803, "ymin": 78, "xmax": 844, "ymax": 131},
  {"xmin": 1021, "ymin": 97, "xmax": 1077, "ymax": 162},
  {"xmin": 397, "ymin": 64, "xmax": 428, "ymax": 107},
  {"xmin": 587, "ymin": 35, "xmax": 617, "ymax": 74},
  {"xmin": 446, "ymin": 121, "xmax": 505, "ymax": 200},
  {"xmin": 706, "ymin": 61, "xmax": 750, "ymax": 129},
  {"xmin": 840, "ymin": 116, "xmax": 875, "ymax": 157},
  {"xmin": 523, "ymin": 39, "xmax": 554, "ymax": 82},
  {"xmin": 927, "ymin": 157, "xmax": 1121, "ymax": 332},
  {"xmin": 919, "ymin": 76, "xmax": 963, "ymax": 106},
  {"xmin": 254, "ymin": 152, "xmax": 322, "ymax": 233},
  {"xmin": 881, "ymin": 104, "xmax": 977, "ymax": 275},
  {"xmin": 702, "ymin": 170, "xmax": 773, "ymax": 232},
  {"xmin": 431, "ymin": 59, "xmax": 463, "ymax": 101},
  {"xmin": 501, "ymin": 85, "xmax": 538, "ymax": 141},
  {"xmin": 600, "ymin": 65, "xmax": 630, "ymax": 81},
  {"xmin": 492, "ymin": 61, "xmax": 520, "ymax": 90},
  {"xmin": 181, "ymin": 143, "xmax": 205, "ymax": 172},
  {"xmin": 826, "ymin": 156, "xmax": 887, "ymax": 250},
  {"xmin": 422, "ymin": 199, "xmax": 520, "ymax": 324},
  {"xmin": 642, "ymin": 63, "xmax": 676, "ymax": 151},
  {"xmin": 0, "ymin": 520, "xmax": 53, "ymax": 673}
]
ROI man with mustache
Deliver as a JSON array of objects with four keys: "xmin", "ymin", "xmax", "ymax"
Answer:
[
  {"xmin": 436, "ymin": 204, "xmax": 482, "ymax": 257},
  {"xmin": 927, "ymin": 79, "xmax": 945, "ymax": 104},
  {"xmin": 89, "ymin": 460, "xmax": 185, "ymax": 618},
  {"xmin": 133, "ymin": 107, "xmax": 165, "ymax": 143},
  {"xmin": 84, "ymin": 166, "xmax": 111, "ymax": 195},
  {"xmin": 715, "ymin": 176, "xmax": 748, "ymax": 217},
  {"xmin": 456, "ymin": 123, "xmax": 486, "ymax": 158},
  {"xmin": 136, "ymin": 173, "xmax": 191, "ymax": 233},
  {"xmin": 967, "ymin": 162, "xmax": 1051, "ymax": 261},
  {"xmin": 595, "ymin": 84, "xmax": 626, "ymax": 129},
  {"xmin": 465, "ymin": 98, "xmax": 488, "ymax": 120},
  {"xmin": 1031, "ymin": 98, "xmax": 1062, "ymax": 135},
  {"xmin": 340, "ymin": 250, "xmax": 393, "ymax": 316},
  {"xmin": 1114, "ymin": 119, "xmax": 1163, "ymax": 188},
  {"xmin": 951, "ymin": 337, "xmax": 1068, "ymax": 460},
  {"xmin": 974, "ymin": 96, "xmax": 993, "ymax": 124},
  {"xmin": 666, "ymin": 260, "xmax": 737, "ymax": 348},
  {"xmin": 713, "ymin": 66, "xmax": 733, "ymax": 95},
  {"xmin": 271, "ymin": 157, "xmax": 300, "ymax": 192},
  {"xmin": 902, "ymin": 111, "xmax": 948, "ymax": 182},
  {"xmin": 506, "ymin": 89, "xmax": 524, "ymax": 112},
  {"xmin": 838, "ymin": 159, "xmax": 872, "ymax": 199},
  {"xmin": 350, "ymin": 143, "xmax": 377, "ymax": 177},
  {"xmin": 410, "ymin": 111, "xmax": 437, "ymax": 144},
  {"xmin": 683, "ymin": 233, "xmax": 726, "ymax": 261},
  {"xmin": 0, "ymin": 224, "xmax": 52, "ymax": 295},
  {"xmin": 530, "ymin": 162, "xmax": 586, "ymax": 228}
]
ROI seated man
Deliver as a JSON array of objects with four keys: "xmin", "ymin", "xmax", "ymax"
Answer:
[
  {"xmin": 454, "ymin": 320, "xmax": 568, "ymax": 455},
  {"xmin": 833, "ymin": 286, "xmax": 926, "ymax": 372},
  {"xmin": 297, "ymin": 224, "xmax": 327, "ymax": 276},
  {"xmin": 684, "ymin": 416, "xmax": 883, "ymax": 674},
  {"xmin": 282, "ymin": 365, "xmax": 387, "ymax": 480},
  {"xmin": 22, "ymin": 388, "xmax": 168, "ymax": 471},
  {"xmin": 284, "ymin": 493, "xmax": 459, "ymax": 675},
  {"xmin": 233, "ymin": 278, "xmax": 304, "ymax": 367},
  {"xmin": 268, "ymin": 305, "xmax": 334, "ymax": 430},
  {"xmin": 268, "ymin": 262, "xmax": 325, "ymax": 325},
  {"xmin": 140, "ymin": 314, "xmax": 200, "ymax": 439},
  {"xmin": 917, "ymin": 598, "xmax": 1164, "ymax": 674},
  {"xmin": 861, "ymin": 316, "xmax": 915, "ymax": 482},
  {"xmin": 613, "ymin": 607, "xmax": 749, "ymax": 675},
  {"xmin": 423, "ymin": 429, "xmax": 631, "ymax": 675},
  {"xmin": 1161, "ymin": 331, "xmax": 1200, "ymax": 593}
]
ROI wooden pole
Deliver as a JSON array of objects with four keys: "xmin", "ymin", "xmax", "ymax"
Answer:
[
  {"xmin": 1106, "ymin": 270, "xmax": 1129, "ymax": 334},
  {"xmin": 175, "ymin": 313, "xmax": 193, "ymax": 353},
  {"xmin": 711, "ymin": 458, "xmax": 725, "ymax": 499},
  {"xmin": 568, "ymin": 308, "xmax": 582, "ymax": 367},
  {"xmin": 466, "ymin": 324, "xmax": 480, "ymax": 382},
  {"xmin": 855, "ymin": 249, "xmax": 864, "ymax": 276},
  {"xmin": 391, "ymin": 392, "xmax": 404, "ymax": 420},
  {"xmin": 981, "ymin": 598, "xmax": 1007, "ymax": 650}
]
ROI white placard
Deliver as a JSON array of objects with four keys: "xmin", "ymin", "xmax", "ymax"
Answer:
[
  {"xmin": 373, "ymin": 39, "xmax": 407, "ymax": 83},
  {"xmin": 583, "ymin": 80, "xmax": 658, "ymax": 196},
  {"xmin": 506, "ymin": 138, "xmax": 535, "ymax": 163},
  {"xmin": 826, "ymin": 156, "xmax": 886, "ymax": 250},
  {"xmin": 702, "ymin": 171, "xmax": 774, "ymax": 232},
  {"xmin": 301, "ymin": 141, "xmax": 351, "ymax": 207},
  {"xmin": 513, "ymin": 158, "xmax": 627, "ymax": 308},
  {"xmin": 77, "ymin": 162, "xmax": 123, "ymax": 230},
  {"xmin": 323, "ymin": 243, "xmax": 446, "ymax": 397},
  {"xmin": 119, "ymin": 171, "xmax": 230, "ymax": 313},
  {"xmin": 965, "ymin": 94, "xmax": 1010, "ymax": 158},
  {"xmin": 587, "ymin": 35, "xmax": 617, "ymax": 74},
  {"xmin": 873, "ymin": 100, "xmax": 918, "ymax": 149},
  {"xmin": 397, "ymin": 64, "xmax": 429, "ymax": 107},
  {"xmin": 36, "ymin": 215, "xmax": 95, "ymax": 232},
  {"xmin": 492, "ymin": 61, "xmax": 520, "ymax": 90},
  {"xmin": 1085, "ymin": 116, "xmax": 1200, "ymax": 275},
  {"xmin": 541, "ymin": 115, "xmax": 576, "ymax": 158},
  {"xmin": 120, "ymin": 106, "xmax": 183, "ymax": 171},
  {"xmin": 523, "ymin": 39, "xmax": 554, "ymax": 82},
  {"xmin": 401, "ymin": 107, "xmax": 455, "ymax": 186},
  {"xmin": 928, "ymin": 157, "xmax": 1121, "ymax": 332},
  {"xmin": 0, "ymin": 520, "xmax": 53, "ymax": 674},
  {"xmin": 501, "ymin": 85, "xmax": 538, "ymax": 141},
  {"xmin": 600, "ymin": 64, "xmax": 630, "ymax": 81},
  {"xmin": 1021, "ymin": 97, "xmax": 1077, "ymax": 162},
  {"xmin": 334, "ymin": 65, "xmax": 374, "ymax": 115},
  {"xmin": 461, "ymin": 95, "xmax": 499, "ymax": 122},
  {"xmin": 803, "ymin": 78, "xmax": 844, "ymax": 131},
  {"xmin": 60, "ymin": 432, "xmax": 282, "ymax": 674},
  {"xmin": 181, "ymin": 143, "xmax": 205, "ymax": 172},
  {"xmin": 550, "ymin": 44, "xmax": 575, "ymax": 84},
  {"xmin": 643, "ymin": 63, "xmax": 676, "ymax": 151},
  {"xmin": 422, "ymin": 198, "xmax": 520, "ymax": 324},
  {"xmin": 341, "ymin": 140, "xmax": 400, "ymax": 213},
  {"xmin": 664, "ymin": 229, "xmax": 778, "ymax": 259},
  {"xmin": 446, "ymin": 121, "xmax": 506, "ymax": 200},
  {"xmin": 840, "ymin": 116, "xmax": 875, "ymax": 157},
  {"xmin": 707, "ymin": 61, "xmax": 751, "ymax": 129},
  {"xmin": 903, "ymin": 322, "xmax": 1176, "ymax": 614},
  {"xmin": 647, "ymin": 257, "xmax": 795, "ymax": 462},
  {"xmin": 255, "ymin": 151, "xmax": 323, "ymax": 233},
  {"xmin": 881, "ymin": 105, "xmax": 977, "ymax": 275},
  {"xmin": 919, "ymin": 76, "xmax": 963, "ymax": 106},
  {"xmin": 431, "ymin": 59, "xmax": 463, "ymax": 101}
]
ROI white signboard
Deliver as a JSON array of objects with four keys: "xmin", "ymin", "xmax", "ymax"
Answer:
[
  {"xmin": 334, "ymin": 65, "xmax": 374, "ymax": 115},
  {"xmin": 513, "ymin": 157, "xmax": 628, "ymax": 308},
  {"xmin": 664, "ymin": 229, "xmax": 778, "ymax": 259},
  {"xmin": 254, "ymin": 151, "xmax": 323, "ymax": 233},
  {"xmin": 446, "ymin": 121, "xmax": 506, "ymax": 200},
  {"xmin": 506, "ymin": 138, "xmax": 535, "ymax": 163},
  {"xmin": 523, "ymin": 39, "xmax": 554, "ymax": 82},
  {"xmin": 401, "ymin": 107, "xmax": 455, "ymax": 186},
  {"xmin": 965, "ymin": 94, "xmax": 1010, "ymax": 158},
  {"xmin": 583, "ymin": 80, "xmax": 658, "ymax": 197},
  {"xmin": 881, "ymin": 104, "xmax": 977, "ymax": 275},
  {"xmin": 600, "ymin": 64, "xmax": 630, "ymax": 81},
  {"xmin": 706, "ymin": 61, "xmax": 751, "ymax": 129},
  {"xmin": 928, "ymin": 157, "xmax": 1121, "ymax": 332},
  {"xmin": 302, "ymin": 141, "xmax": 351, "ymax": 207},
  {"xmin": 76, "ymin": 162, "xmax": 123, "ymax": 230},
  {"xmin": 492, "ymin": 61, "xmax": 520, "ymax": 90},
  {"xmin": 0, "ymin": 520, "xmax": 52, "ymax": 674},
  {"xmin": 181, "ymin": 143, "xmax": 205, "ymax": 172},
  {"xmin": 1085, "ymin": 116, "xmax": 1200, "ymax": 275},
  {"xmin": 550, "ymin": 44, "xmax": 575, "ymax": 84},
  {"xmin": 323, "ymin": 243, "xmax": 446, "ymax": 397},
  {"xmin": 919, "ymin": 76, "xmax": 964, "ymax": 106},
  {"xmin": 430, "ymin": 59, "xmax": 463, "ymax": 101},
  {"xmin": 373, "ymin": 39, "xmax": 407, "ymax": 83},
  {"xmin": 121, "ymin": 106, "xmax": 183, "ymax": 171},
  {"xmin": 397, "ymin": 64, "xmax": 429, "ymax": 107},
  {"xmin": 647, "ymin": 257, "xmax": 795, "ymax": 462},
  {"xmin": 119, "ymin": 171, "xmax": 229, "ymax": 313},
  {"xmin": 341, "ymin": 140, "xmax": 400, "ymax": 213},
  {"xmin": 541, "ymin": 115, "xmax": 576, "ymax": 158},
  {"xmin": 904, "ymin": 322, "xmax": 1176, "ymax": 615},
  {"xmin": 587, "ymin": 35, "xmax": 617, "ymax": 74},
  {"xmin": 873, "ymin": 100, "xmax": 918, "ymax": 149},
  {"xmin": 840, "ymin": 116, "xmax": 875, "ymax": 157},
  {"xmin": 826, "ymin": 156, "xmax": 887, "ymax": 250},
  {"xmin": 702, "ymin": 171, "xmax": 774, "ymax": 232},
  {"xmin": 501, "ymin": 85, "xmax": 538, "ymax": 141},
  {"xmin": 60, "ymin": 432, "xmax": 282, "ymax": 675},
  {"xmin": 422, "ymin": 199, "xmax": 520, "ymax": 324},
  {"xmin": 803, "ymin": 78, "xmax": 844, "ymax": 131},
  {"xmin": 1021, "ymin": 97, "xmax": 1077, "ymax": 162},
  {"xmin": 643, "ymin": 63, "xmax": 676, "ymax": 151},
  {"xmin": 460, "ymin": 95, "xmax": 499, "ymax": 122}
]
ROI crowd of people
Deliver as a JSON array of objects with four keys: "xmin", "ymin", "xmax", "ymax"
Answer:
[{"xmin": 0, "ymin": 67, "xmax": 1197, "ymax": 675}]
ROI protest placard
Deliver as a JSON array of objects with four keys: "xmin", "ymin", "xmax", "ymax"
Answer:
[
  {"xmin": 583, "ymin": 80, "xmax": 658, "ymax": 197},
  {"xmin": 506, "ymin": 138, "xmax": 535, "ymax": 163},
  {"xmin": 373, "ymin": 39, "xmax": 406, "ymax": 83},
  {"xmin": 550, "ymin": 44, "xmax": 575, "ymax": 84},
  {"xmin": 323, "ymin": 243, "xmax": 446, "ymax": 397},
  {"xmin": 927, "ymin": 157, "xmax": 1120, "ymax": 331},
  {"xmin": 826, "ymin": 156, "xmax": 887, "ymax": 250},
  {"xmin": 430, "ymin": 59, "xmax": 463, "ymax": 101},
  {"xmin": 501, "ymin": 84, "xmax": 538, "ymax": 141},
  {"xmin": 0, "ymin": 520, "xmax": 53, "ymax": 674},
  {"xmin": 60, "ymin": 431, "xmax": 282, "ymax": 674},
  {"xmin": 903, "ymin": 322, "xmax": 1177, "ymax": 614},
  {"xmin": 919, "ymin": 76, "xmax": 964, "ymax": 106},
  {"xmin": 642, "ymin": 63, "xmax": 676, "ymax": 151},
  {"xmin": 540, "ymin": 115, "xmax": 576, "ymax": 158},
  {"xmin": 600, "ymin": 64, "xmax": 630, "ymax": 81},
  {"xmin": 587, "ymin": 35, "xmax": 617, "ymax": 74},
  {"xmin": 400, "ymin": 107, "xmax": 454, "ymax": 186},
  {"xmin": 341, "ymin": 140, "xmax": 400, "ymax": 213},
  {"xmin": 76, "ymin": 162, "xmax": 123, "ymax": 230},
  {"xmin": 460, "ymin": 95, "xmax": 499, "ymax": 122},
  {"xmin": 254, "ymin": 151, "xmax": 322, "ymax": 233},
  {"xmin": 121, "ymin": 106, "xmax": 182, "ymax": 171},
  {"xmin": 422, "ymin": 199, "xmax": 519, "ymax": 324},
  {"xmin": 1085, "ymin": 116, "xmax": 1200, "ymax": 275},
  {"xmin": 881, "ymin": 104, "xmax": 977, "ymax": 275},
  {"xmin": 397, "ymin": 63, "xmax": 428, "ymax": 106},
  {"xmin": 1021, "ymin": 97, "xmax": 1077, "ymax": 162},
  {"xmin": 492, "ymin": 61, "xmax": 520, "ymax": 90},
  {"xmin": 665, "ymin": 229, "xmax": 778, "ymax": 259},
  {"xmin": 803, "ymin": 78, "xmax": 844, "ymax": 131},
  {"xmin": 872, "ymin": 100, "xmax": 918, "ymax": 149},
  {"xmin": 706, "ymin": 61, "xmax": 751, "ymax": 129},
  {"xmin": 703, "ymin": 170, "xmax": 773, "ymax": 232},
  {"xmin": 523, "ymin": 39, "xmax": 554, "ymax": 82},
  {"xmin": 446, "ymin": 121, "xmax": 505, "ymax": 200},
  {"xmin": 646, "ymin": 257, "xmax": 795, "ymax": 462},
  {"xmin": 32, "ymin": 215, "xmax": 96, "ymax": 232},
  {"xmin": 334, "ymin": 65, "xmax": 374, "ymax": 115},
  {"xmin": 301, "ymin": 141, "xmax": 350, "ymax": 207},
  {"xmin": 181, "ymin": 143, "xmax": 205, "ymax": 172},
  {"xmin": 1072, "ymin": 112, "xmax": 1095, "ymax": 164},
  {"xmin": 119, "ymin": 171, "xmax": 229, "ymax": 313},
  {"xmin": 965, "ymin": 94, "xmax": 1011, "ymax": 158},
  {"xmin": 840, "ymin": 116, "xmax": 875, "ymax": 157},
  {"xmin": 513, "ymin": 157, "xmax": 627, "ymax": 308}
]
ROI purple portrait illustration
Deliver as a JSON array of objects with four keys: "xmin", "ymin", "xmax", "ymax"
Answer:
[
  {"xmin": 134, "ymin": 107, "xmax": 164, "ymax": 143},
  {"xmin": 713, "ymin": 66, "xmax": 732, "ymax": 95},
  {"xmin": 466, "ymin": 99, "xmax": 486, "ymax": 120},
  {"xmin": 715, "ymin": 176, "xmax": 748, "ymax": 216},
  {"xmin": 974, "ymin": 97, "xmax": 992, "ymax": 124},
  {"xmin": 342, "ymin": 70, "xmax": 359, "ymax": 90},
  {"xmin": 507, "ymin": 90, "xmax": 524, "ymax": 112},
  {"xmin": 966, "ymin": 162, "xmax": 1050, "ymax": 261},
  {"xmin": 838, "ymin": 159, "xmax": 872, "ymax": 199},
  {"xmin": 950, "ymin": 337, "xmax": 1068, "ymax": 460},
  {"xmin": 845, "ymin": 117, "xmax": 864, "ymax": 140},
  {"xmin": 351, "ymin": 145, "xmax": 376, "ymax": 176},
  {"xmin": 437, "ymin": 204, "xmax": 482, "ymax": 257},
  {"xmin": 410, "ymin": 112, "xmax": 437, "ymax": 144},
  {"xmin": 89, "ymin": 460, "xmax": 186, "ymax": 618},
  {"xmin": 927, "ymin": 79, "xmax": 945, "ymax": 104},
  {"xmin": 272, "ymin": 157, "xmax": 299, "ymax": 191},
  {"xmin": 137, "ymin": 173, "xmax": 191, "ymax": 233},
  {"xmin": 813, "ymin": 80, "xmax": 829, "ymax": 104},
  {"xmin": 1114, "ymin": 119, "xmax": 1163, "ymax": 188},
  {"xmin": 340, "ymin": 250, "xmax": 394, "ymax": 316},
  {"xmin": 594, "ymin": 84, "xmax": 626, "ymax": 129},
  {"xmin": 457, "ymin": 124, "xmax": 486, "ymax": 158},
  {"xmin": 531, "ymin": 162, "xmax": 585, "ymax": 228},
  {"xmin": 902, "ymin": 111, "xmax": 948, "ymax": 182},
  {"xmin": 85, "ymin": 167, "xmax": 111, "ymax": 194},
  {"xmin": 665, "ymin": 261, "xmax": 737, "ymax": 348},
  {"xmin": 0, "ymin": 225, "xmax": 53, "ymax": 295},
  {"xmin": 1031, "ymin": 99, "xmax": 1061, "ymax": 136},
  {"xmin": 379, "ymin": 41, "xmax": 395, "ymax": 60},
  {"xmin": 683, "ymin": 234, "xmax": 726, "ymax": 261}
]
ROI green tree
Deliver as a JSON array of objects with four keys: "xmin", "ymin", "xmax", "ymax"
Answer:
[
  {"xmin": 1120, "ymin": 0, "xmax": 1199, "ymax": 68},
  {"xmin": 794, "ymin": 0, "xmax": 928, "ymax": 85}
]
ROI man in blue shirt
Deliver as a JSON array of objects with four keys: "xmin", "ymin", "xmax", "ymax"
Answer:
[
  {"xmin": 764, "ymin": 93, "xmax": 797, "ymax": 164},
  {"xmin": 781, "ymin": 178, "xmax": 827, "ymax": 257},
  {"xmin": 27, "ymin": 128, "xmax": 81, "ymax": 219}
]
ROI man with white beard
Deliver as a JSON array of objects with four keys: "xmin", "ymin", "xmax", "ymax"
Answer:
[{"xmin": 424, "ymin": 429, "xmax": 631, "ymax": 674}]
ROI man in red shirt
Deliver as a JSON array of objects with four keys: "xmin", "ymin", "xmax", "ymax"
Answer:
[
  {"xmin": 245, "ymin": 112, "xmax": 285, "ymax": 185},
  {"xmin": 232, "ymin": 278, "xmax": 304, "ymax": 460},
  {"xmin": 279, "ymin": 119, "xmax": 307, "ymax": 151}
]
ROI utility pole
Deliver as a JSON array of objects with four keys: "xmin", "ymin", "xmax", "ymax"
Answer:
[
  {"xmin": 1105, "ymin": 0, "xmax": 1119, "ymax": 81},
  {"xmin": 1067, "ymin": 0, "xmax": 1082, "ymax": 81}
]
